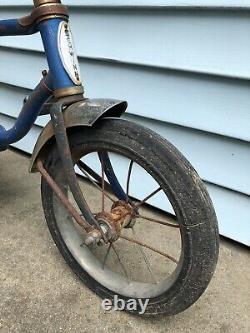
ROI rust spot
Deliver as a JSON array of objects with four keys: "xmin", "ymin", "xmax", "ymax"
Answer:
[{"xmin": 96, "ymin": 201, "xmax": 134, "ymax": 241}]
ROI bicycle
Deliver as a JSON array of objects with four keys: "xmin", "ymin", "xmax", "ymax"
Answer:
[{"xmin": 0, "ymin": 0, "xmax": 219, "ymax": 316}]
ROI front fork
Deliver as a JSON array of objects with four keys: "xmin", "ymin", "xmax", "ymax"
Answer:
[
  {"xmin": 37, "ymin": 95, "xmax": 128, "ymax": 245},
  {"xmin": 36, "ymin": 10, "xmax": 127, "ymax": 240},
  {"xmin": 37, "ymin": 14, "xmax": 103, "ymax": 235},
  {"xmin": 49, "ymin": 97, "xmax": 107, "ymax": 236}
]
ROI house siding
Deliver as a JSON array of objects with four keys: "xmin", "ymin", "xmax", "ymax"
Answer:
[{"xmin": 0, "ymin": 1, "xmax": 249, "ymax": 245}]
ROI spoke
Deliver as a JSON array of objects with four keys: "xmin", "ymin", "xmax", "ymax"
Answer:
[
  {"xmin": 111, "ymin": 243, "xmax": 130, "ymax": 281},
  {"xmin": 135, "ymin": 187, "xmax": 162, "ymax": 208},
  {"xmin": 102, "ymin": 243, "xmax": 112, "ymax": 269},
  {"xmin": 120, "ymin": 235, "xmax": 178, "ymax": 264},
  {"xmin": 132, "ymin": 227, "xmax": 157, "ymax": 283},
  {"xmin": 77, "ymin": 163, "xmax": 116, "ymax": 203},
  {"xmin": 126, "ymin": 160, "xmax": 134, "ymax": 200},
  {"xmin": 137, "ymin": 214, "xmax": 180, "ymax": 229}
]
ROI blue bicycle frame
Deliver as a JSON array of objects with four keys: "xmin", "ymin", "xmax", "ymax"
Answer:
[
  {"xmin": 0, "ymin": 0, "xmax": 127, "ymax": 207},
  {"xmin": 0, "ymin": 0, "xmax": 82, "ymax": 151}
]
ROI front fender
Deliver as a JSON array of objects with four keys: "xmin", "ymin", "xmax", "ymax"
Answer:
[{"xmin": 29, "ymin": 98, "xmax": 127, "ymax": 172}]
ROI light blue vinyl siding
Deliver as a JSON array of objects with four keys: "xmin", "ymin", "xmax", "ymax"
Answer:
[{"xmin": 0, "ymin": 1, "xmax": 249, "ymax": 245}]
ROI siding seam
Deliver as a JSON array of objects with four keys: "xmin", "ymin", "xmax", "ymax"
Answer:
[{"xmin": 1, "ymin": 44, "xmax": 250, "ymax": 84}]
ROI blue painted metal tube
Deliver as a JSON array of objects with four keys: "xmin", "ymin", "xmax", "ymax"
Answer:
[
  {"xmin": 99, "ymin": 153, "xmax": 127, "ymax": 201},
  {"xmin": 0, "ymin": 19, "xmax": 38, "ymax": 36},
  {"xmin": 39, "ymin": 18, "xmax": 76, "ymax": 90},
  {"xmin": 0, "ymin": 74, "xmax": 53, "ymax": 151}
]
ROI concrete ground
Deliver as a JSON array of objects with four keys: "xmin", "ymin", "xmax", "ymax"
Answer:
[{"xmin": 0, "ymin": 149, "xmax": 249, "ymax": 333}]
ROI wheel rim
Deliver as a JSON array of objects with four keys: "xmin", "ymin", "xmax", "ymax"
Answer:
[{"xmin": 52, "ymin": 147, "xmax": 183, "ymax": 299}]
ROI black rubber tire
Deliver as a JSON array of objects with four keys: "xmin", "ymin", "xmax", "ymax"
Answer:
[{"xmin": 41, "ymin": 118, "xmax": 219, "ymax": 316}]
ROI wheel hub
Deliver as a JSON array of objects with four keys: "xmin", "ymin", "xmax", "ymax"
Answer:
[{"xmin": 85, "ymin": 201, "xmax": 135, "ymax": 245}]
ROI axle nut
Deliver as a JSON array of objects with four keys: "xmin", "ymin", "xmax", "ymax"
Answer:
[{"xmin": 85, "ymin": 230, "xmax": 102, "ymax": 246}]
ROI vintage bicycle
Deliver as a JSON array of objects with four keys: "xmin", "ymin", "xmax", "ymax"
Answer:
[{"xmin": 0, "ymin": 0, "xmax": 219, "ymax": 316}]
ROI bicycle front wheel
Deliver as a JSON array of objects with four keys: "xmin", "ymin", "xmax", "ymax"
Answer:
[{"xmin": 41, "ymin": 118, "xmax": 219, "ymax": 316}]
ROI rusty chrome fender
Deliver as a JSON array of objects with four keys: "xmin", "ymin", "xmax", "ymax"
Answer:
[{"xmin": 29, "ymin": 98, "xmax": 127, "ymax": 172}]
